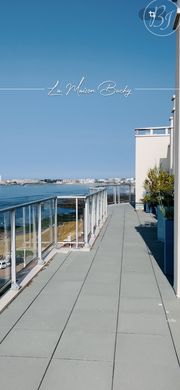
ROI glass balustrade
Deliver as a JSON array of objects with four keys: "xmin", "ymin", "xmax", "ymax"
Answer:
[
  {"xmin": 0, "ymin": 190, "xmax": 107, "ymax": 293},
  {"xmin": 0, "ymin": 211, "xmax": 11, "ymax": 291}
]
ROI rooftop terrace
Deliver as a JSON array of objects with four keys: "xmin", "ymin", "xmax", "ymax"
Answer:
[{"xmin": 0, "ymin": 204, "xmax": 180, "ymax": 390}]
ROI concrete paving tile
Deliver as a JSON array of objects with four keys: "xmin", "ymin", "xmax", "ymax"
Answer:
[
  {"xmin": 167, "ymin": 321, "xmax": 180, "ymax": 362},
  {"xmin": 66, "ymin": 309, "xmax": 117, "ymax": 333},
  {"xmin": 16, "ymin": 307, "xmax": 70, "ymax": 331},
  {"xmin": 0, "ymin": 356, "xmax": 48, "ymax": 390},
  {"xmin": 91, "ymin": 263, "xmax": 120, "ymax": 272},
  {"xmin": 152, "ymin": 262, "xmax": 177, "ymax": 300},
  {"xmin": 31, "ymin": 296, "xmax": 74, "ymax": 312},
  {"xmin": 121, "ymin": 273, "xmax": 160, "ymax": 299},
  {"xmin": 54, "ymin": 261, "xmax": 91, "ymax": 274},
  {"xmin": 122, "ymin": 259, "xmax": 152, "ymax": 274},
  {"xmin": 40, "ymin": 359, "xmax": 112, "ymax": 390},
  {"xmin": 60, "ymin": 258, "xmax": 92, "ymax": 270},
  {"xmin": 67, "ymin": 252, "xmax": 94, "ymax": 262},
  {"xmin": 119, "ymin": 297, "xmax": 164, "ymax": 314},
  {"xmin": 51, "ymin": 271, "xmax": 88, "ymax": 281},
  {"xmin": 124, "ymin": 241, "xmax": 146, "ymax": 249},
  {"xmin": 113, "ymin": 334, "xmax": 180, "ymax": 390},
  {"xmin": 75, "ymin": 294, "xmax": 118, "ymax": 312},
  {"xmin": 40, "ymin": 280, "xmax": 82, "ymax": 295},
  {"xmin": 54, "ymin": 329, "xmax": 115, "ymax": 361},
  {"xmin": 0, "ymin": 306, "xmax": 25, "ymax": 328},
  {"xmin": 82, "ymin": 281, "xmax": 119, "ymax": 297},
  {"xmin": 0, "ymin": 329, "xmax": 59, "ymax": 358},
  {"xmin": 164, "ymin": 301, "xmax": 180, "ymax": 319},
  {"xmin": 87, "ymin": 270, "xmax": 120, "ymax": 284},
  {"xmin": 97, "ymin": 247, "xmax": 122, "ymax": 255},
  {"xmin": 118, "ymin": 311, "xmax": 169, "ymax": 335},
  {"xmin": 0, "ymin": 327, "xmax": 10, "ymax": 343}
]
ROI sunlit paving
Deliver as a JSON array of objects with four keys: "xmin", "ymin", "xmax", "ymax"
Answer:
[{"xmin": 0, "ymin": 203, "xmax": 180, "ymax": 389}]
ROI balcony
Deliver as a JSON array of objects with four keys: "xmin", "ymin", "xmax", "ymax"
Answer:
[
  {"xmin": 0, "ymin": 204, "xmax": 180, "ymax": 389},
  {"xmin": 135, "ymin": 127, "xmax": 171, "ymax": 136}
]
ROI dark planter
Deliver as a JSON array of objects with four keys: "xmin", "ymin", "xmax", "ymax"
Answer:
[
  {"xmin": 144, "ymin": 203, "xmax": 157, "ymax": 215},
  {"xmin": 144, "ymin": 203, "xmax": 150, "ymax": 213},
  {"xmin": 164, "ymin": 219, "xmax": 174, "ymax": 277},
  {"xmin": 150, "ymin": 205, "xmax": 157, "ymax": 216},
  {"xmin": 157, "ymin": 206, "xmax": 165, "ymax": 242}
]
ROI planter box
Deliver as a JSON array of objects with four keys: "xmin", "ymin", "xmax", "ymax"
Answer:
[
  {"xmin": 157, "ymin": 206, "xmax": 165, "ymax": 242},
  {"xmin": 164, "ymin": 219, "xmax": 174, "ymax": 277},
  {"xmin": 144, "ymin": 203, "xmax": 150, "ymax": 213}
]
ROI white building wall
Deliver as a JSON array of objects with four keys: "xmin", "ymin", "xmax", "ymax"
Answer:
[{"xmin": 135, "ymin": 132, "xmax": 170, "ymax": 207}]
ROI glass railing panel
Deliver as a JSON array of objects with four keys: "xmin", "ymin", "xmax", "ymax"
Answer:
[
  {"xmin": 16, "ymin": 204, "xmax": 38, "ymax": 275},
  {"xmin": 0, "ymin": 211, "xmax": 11, "ymax": 291},
  {"xmin": 88, "ymin": 197, "xmax": 92, "ymax": 240},
  {"xmin": 41, "ymin": 199, "xmax": 55, "ymax": 252},
  {"xmin": 153, "ymin": 128, "xmax": 166, "ymax": 135},
  {"xmin": 136, "ymin": 129, "xmax": 151, "ymax": 135},
  {"xmin": 57, "ymin": 199, "xmax": 76, "ymax": 246},
  {"xmin": 78, "ymin": 199, "xmax": 85, "ymax": 245}
]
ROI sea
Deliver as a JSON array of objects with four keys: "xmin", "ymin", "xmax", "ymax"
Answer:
[
  {"xmin": 0, "ymin": 183, "xmax": 132, "ymax": 210},
  {"xmin": 0, "ymin": 184, "xmax": 91, "ymax": 210}
]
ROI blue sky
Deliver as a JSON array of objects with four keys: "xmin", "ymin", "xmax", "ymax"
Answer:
[{"xmin": 0, "ymin": 0, "xmax": 177, "ymax": 179}]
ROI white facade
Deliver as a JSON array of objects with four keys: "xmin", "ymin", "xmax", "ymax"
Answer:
[{"xmin": 135, "ymin": 127, "xmax": 171, "ymax": 208}]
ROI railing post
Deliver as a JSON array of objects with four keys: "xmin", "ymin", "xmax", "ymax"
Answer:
[
  {"xmin": 96, "ymin": 193, "xmax": 99, "ymax": 227},
  {"xmin": 28, "ymin": 205, "xmax": 31, "ymax": 248},
  {"xmin": 113, "ymin": 186, "xmax": 117, "ymax": 204},
  {"xmin": 91, "ymin": 195, "xmax": 95, "ymax": 238},
  {"xmin": 103, "ymin": 190, "xmax": 105, "ymax": 220},
  {"xmin": 22, "ymin": 207, "xmax": 26, "ymax": 267},
  {"xmin": 129, "ymin": 185, "xmax": 131, "ymax": 203},
  {"xmin": 54, "ymin": 198, "xmax": 58, "ymax": 246},
  {"xmin": 118, "ymin": 186, "xmax": 121, "ymax": 204},
  {"xmin": 4, "ymin": 213, "xmax": 9, "ymax": 259},
  {"xmin": 98, "ymin": 192, "xmax": 101, "ymax": 224},
  {"xmin": 98, "ymin": 193, "xmax": 101, "ymax": 226},
  {"xmin": 37, "ymin": 203, "xmax": 43, "ymax": 265},
  {"xmin": 100, "ymin": 191, "xmax": 103, "ymax": 225},
  {"xmin": 99, "ymin": 192, "xmax": 101, "ymax": 224},
  {"xmin": 32, "ymin": 205, "xmax": 37, "ymax": 257},
  {"xmin": 49, "ymin": 200, "xmax": 53, "ymax": 244},
  {"xmin": 75, "ymin": 198, "xmax": 79, "ymax": 249},
  {"xmin": 102, "ymin": 192, "xmax": 104, "ymax": 222},
  {"xmin": 84, "ymin": 197, "xmax": 89, "ymax": 247},
  {"xmin": 105, "ymin": 190, "xmax": 108, "ymax": 218},
  {"xmin": 11, "ymin": 209, "xmax": 19, "ymax": 290}
]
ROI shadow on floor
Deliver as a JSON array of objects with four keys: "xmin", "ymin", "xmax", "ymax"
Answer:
[{"xmin": 135, "ymin": 223, "xmax": 173, "ymax": 286}]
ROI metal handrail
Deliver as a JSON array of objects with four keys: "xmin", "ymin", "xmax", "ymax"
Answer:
[
  {"xmin": 135, "ymin": 126, "xmax": 170, "ymax": 131},
  {"xmin": 0, "ymin": 196, "xmax": 56, "ymax": 213},
  {"xmin": 57, "ymin": 187, "xmax": 106, "ymax": 200}
]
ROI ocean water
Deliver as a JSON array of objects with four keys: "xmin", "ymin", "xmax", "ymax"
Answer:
[
  {"xmin": 0, "ymin": 184, "xmax": 90, "ymax": 209},
  {"xmin": 0, "ymin": 183, "xmax": 132, "ymax": 210}
]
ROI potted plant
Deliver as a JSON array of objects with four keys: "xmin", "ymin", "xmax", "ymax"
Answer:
[
  {"xmin": 142, "ymin": 167, "xmax": 174, "ymax": 215},
  {"xmin": 143, "ymin": 166, "xmax": 174, "ymax": 278},
  {"xmin": 142, "ymin": 167, "xmax": 161, "ymax": 215}
]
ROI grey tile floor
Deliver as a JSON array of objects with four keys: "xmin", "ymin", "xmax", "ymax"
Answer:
[{"xmin": 0, "ymin": 204, "xmax": 180, "ymax": 390}]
